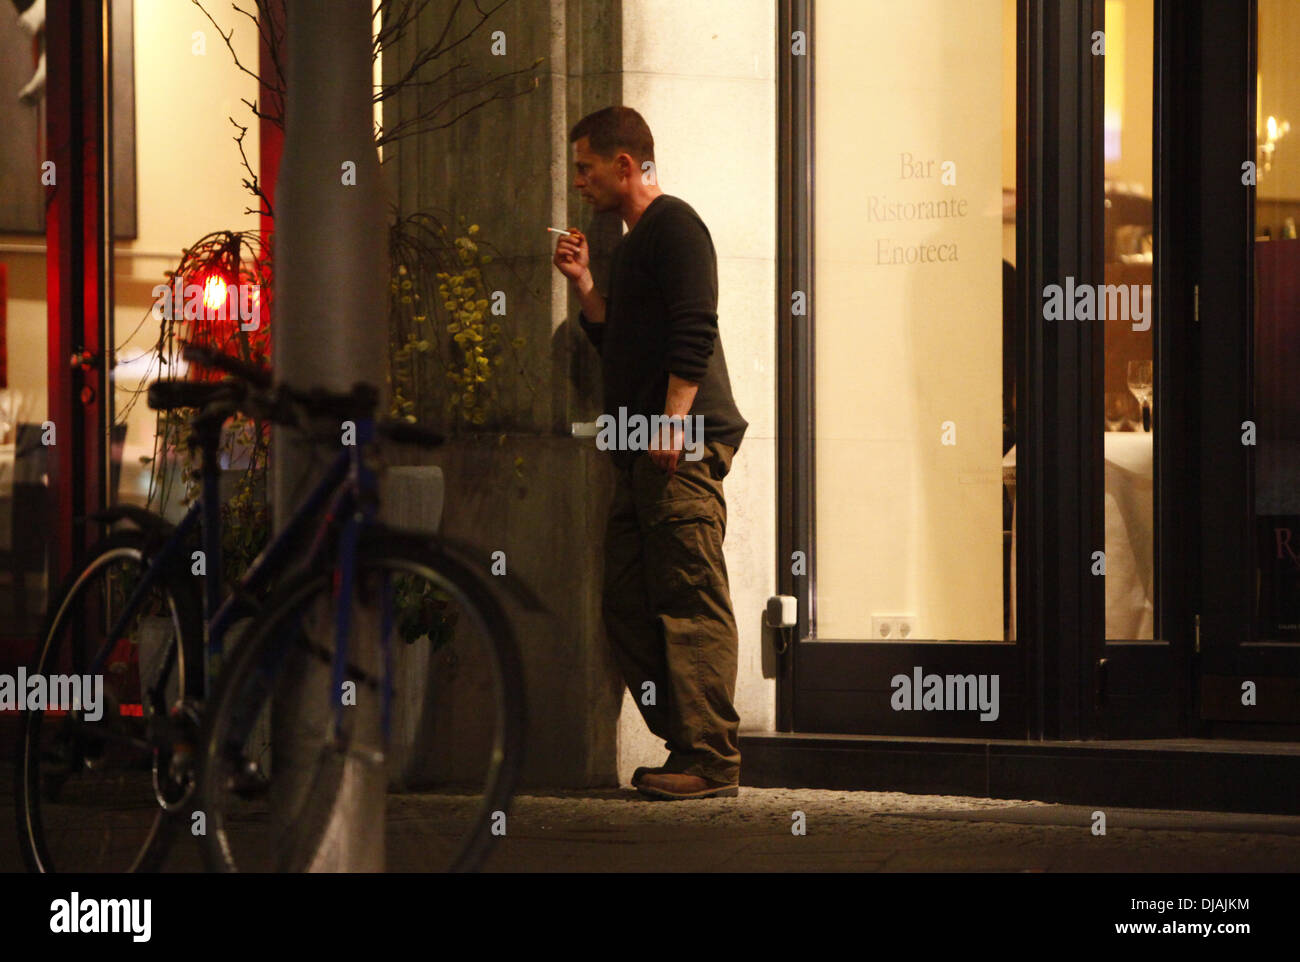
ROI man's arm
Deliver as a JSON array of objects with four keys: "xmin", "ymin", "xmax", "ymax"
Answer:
[
  {"xmin": 655, "ymin": 209, "xmax": 719, "ymax": 387},
  {"xmin": 575, "ymin": 271, "xmax": 608, "ymax": 352},
  {"xmin": 649, "ymin": 209, "xmax": 717, "ymax": 473},
  {"xmin": 573, "ymin": 270, "xmax": 607, "ymax": 326},
  {"xmin": 664, "ymin": 373, "xmax": 699, "ymax": 418},
  {"xmin": 552, "ymin": 227, "xmax": 608, "ymax": 347},
  {"xmin": 650, "ymin": 373, "xmax": 700, "ymax": 474}
]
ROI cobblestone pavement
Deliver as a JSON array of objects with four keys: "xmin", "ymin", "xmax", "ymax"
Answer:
[
  {"xmin": 5, "ymin": 778, "xmax": 1300, "ymax": 872},
  {"xmin": 385, "ymin": 787, "xmax": 1300, "ymax": 872}
]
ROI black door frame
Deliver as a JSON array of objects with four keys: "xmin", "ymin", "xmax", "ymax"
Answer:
[
  {"xmin": 778, "ymin": 0, "xmax": 1300, "ymax": 743},
  {"xmin": 1191, "ymin": 0, "xmax": 1300, "ymax": 736},
  {"xmin": 1092, "ymin": 0, "xmax": 1199, "ymax": 739},
  {"xmin": 776, "ymin": 0, "xmax": 1110, "ymax": 740},
  {"xmin": 776, "ymin": 0, "xmax": 813, "ymax": 734},
  {"xmin": 46, "ymin": 1, "xmax": 110, "ymax": 584}
]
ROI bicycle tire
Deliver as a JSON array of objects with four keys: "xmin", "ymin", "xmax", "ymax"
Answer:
[
  {"xmin": 196, "ymin": 532, "xmax": 526, "ymax": 872},
  {"xmin": 14, "ymin": 528, "xmax": 204, "ymax": 873}
]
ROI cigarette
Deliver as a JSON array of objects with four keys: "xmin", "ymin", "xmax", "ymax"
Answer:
[{"xmin": 547, "ymin": 227, "xmax": 576, "ymax": 235}]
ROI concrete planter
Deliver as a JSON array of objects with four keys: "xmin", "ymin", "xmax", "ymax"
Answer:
[{"xmin": 379, "ymin": 464, "xmax": 447, "ymax": 789}]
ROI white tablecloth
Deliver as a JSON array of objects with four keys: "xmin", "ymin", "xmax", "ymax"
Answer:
[
  {"xmin": 1004, "ymin": 432, "xmax": 1154, "ymax": 639},
  {"xmin": 1103, "ymin": 432, "xmax": 1154, "ymax": 638}
]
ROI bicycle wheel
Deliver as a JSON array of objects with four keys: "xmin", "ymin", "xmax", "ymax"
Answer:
[
  {"xmin": 196, "ymin": 533, "xmax": 526, "ymax": 872},
  {"xmin": 14, "ymin": 529, "xmax": 203, "ymax": 872}
]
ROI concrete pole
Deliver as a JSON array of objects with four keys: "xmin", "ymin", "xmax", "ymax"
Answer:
[{"xmin": 272, "ymin": 0, "xmax": 388, "ymax": 871}]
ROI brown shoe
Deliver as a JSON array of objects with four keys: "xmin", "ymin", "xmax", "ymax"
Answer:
[
  {"xmin": 631, "ymin": 766, "xmax": 668, "ymax": 786},
  {"xmin": 636, "ymin": 772, "xmax": 739, "ymax": 800}
]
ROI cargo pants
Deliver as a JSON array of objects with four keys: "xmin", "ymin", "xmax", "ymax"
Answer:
[{"xmin": 601, "ymin": 438, "xmax": 741, "ymax": 786}]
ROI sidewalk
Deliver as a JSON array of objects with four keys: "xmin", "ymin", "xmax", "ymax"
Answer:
[
  {"xmin": 380, "ymin": 787, "xmax": 1300, "ymax": 872},
  {"xmin": 6, "ymin": 778, "xmax": 1300, "ymax": 872}
]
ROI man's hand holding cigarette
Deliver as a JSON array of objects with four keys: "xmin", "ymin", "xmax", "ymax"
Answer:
[
  {"xmin": 551, "ymin": 227, "xmax": 587, "ymax": 280},
  {"xmin": 552, "ymin": 227, "xmax": 606, "ymax": 324}
]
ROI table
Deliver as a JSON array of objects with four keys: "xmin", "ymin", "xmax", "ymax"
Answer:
[
  {"xmin": 1004, "ymin": 432, "xmax": 1154, "ymax": 639},
  {"xmin": 1103, "ymin": 432, "xmax": 1154, "ymax": 639}
]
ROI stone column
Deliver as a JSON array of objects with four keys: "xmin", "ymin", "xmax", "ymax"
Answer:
[{"xmin": 273, "ymin": 0, "xmax": 388, "ymax": 870}]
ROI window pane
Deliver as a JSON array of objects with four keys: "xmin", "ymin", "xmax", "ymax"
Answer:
[
  {"xmin": 1103, "ymin": 0, "xmax": 1155, "ymax": 641},
  {"xmin": 109, "ymin": 2, "xmax": 263, "ymax": 521},
  {"xmin": 813, "ymin": 0, "xmax": 1016, "ymax": 641},
  {"xmin": 0, "ymin": 245, "xmax": 50, "ymax": 640},
  {"xmin": 0, "ymin": 15, "xmax": 52, "ymax": 640},
  {"xmin": 1254, "ymin": 0, "xmax": 1300, "ymax": 642}
]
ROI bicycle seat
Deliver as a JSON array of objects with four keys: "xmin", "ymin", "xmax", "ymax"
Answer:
[
  {"xmin": 293, "ymin": 383, "xmax": 380, "ymax": 421},
  {"xmin": 147, "ymin": 379, "xmax": 240, "ymax": 411}
]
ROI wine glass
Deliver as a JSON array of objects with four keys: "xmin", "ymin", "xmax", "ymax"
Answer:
[{"xmin": 1127, "ymin": 360, "xmax": 1153, "ymax": 431}]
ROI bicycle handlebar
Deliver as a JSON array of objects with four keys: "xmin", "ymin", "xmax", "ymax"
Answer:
[
  {"xmin": 181, "ymin": 341, "xmax": 273, "ymax": 389},
  {"xmin": 180, "ymin": 341, "xmax": 374, "ymax": 417},
  {"xmin": 173, "ymin": 342, "xmax": 441, "ymax": 448}
]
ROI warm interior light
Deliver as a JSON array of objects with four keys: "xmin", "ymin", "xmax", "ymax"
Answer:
[{"xmin": 202, "ymin": 274, "xmax": 229, "ymax": 314}]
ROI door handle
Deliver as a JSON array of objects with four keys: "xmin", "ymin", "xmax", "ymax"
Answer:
[{"xmin": 70, "ymin": 350, "xmax": 98, "ymax": 372}]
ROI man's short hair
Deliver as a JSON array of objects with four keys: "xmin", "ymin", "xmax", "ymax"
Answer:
[{"xmin": 569, "ymin": 106, "xmax": 655, "ymax": 164}]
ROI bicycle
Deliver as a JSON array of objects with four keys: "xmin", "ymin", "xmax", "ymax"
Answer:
[{"xmin": 15, "ymin": 343, "xmax": 536, "ymax": 872}]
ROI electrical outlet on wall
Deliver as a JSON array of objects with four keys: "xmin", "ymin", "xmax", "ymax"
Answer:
[{"xmin": 872, "ymin": 615, "xmax": 917, "ymax": 640}]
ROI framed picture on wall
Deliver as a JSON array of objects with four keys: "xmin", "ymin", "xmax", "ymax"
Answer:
[{"xmin": 0, "ymin": 0, "xmax": 137, "ymax": 237}]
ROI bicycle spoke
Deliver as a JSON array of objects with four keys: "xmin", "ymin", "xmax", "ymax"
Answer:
[
  {"xmin": 198, "ymin": 542, "xmax": 523, "ymax": 872},
  {"xmin": 16, "ymin": 536, "xmax": 197, "ymax": 873}
]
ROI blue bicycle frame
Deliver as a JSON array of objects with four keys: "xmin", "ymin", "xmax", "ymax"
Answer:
[{"xmin": 91, "ymin": 414, "xmax": 392, "ymax": 743}]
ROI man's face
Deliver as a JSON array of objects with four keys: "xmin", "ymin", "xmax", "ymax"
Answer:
[{"xmin": 572, "ymin": 136, "xmax": 627, "ymax": 213}]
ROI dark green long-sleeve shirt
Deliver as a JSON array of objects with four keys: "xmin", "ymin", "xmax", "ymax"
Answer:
[{"xmin": 578, "ymin": 194, "xmax": 748, "ymax": 466}]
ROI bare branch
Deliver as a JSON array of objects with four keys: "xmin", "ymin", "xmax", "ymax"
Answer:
[
  {"xmin": 197, "ymin": 0, "xmax": 538, "ymax": 191},
  {"xmin": 378, "ymin": 0, "xmax": 511, "ymax": 95},
  {"xmin": 373, "ymin": 58, "xmax": 469, "ymax": 104},
  {"xmin": 239, "ymin": 95, "xmax": 282, "ymax": 128},
  {"xmin": 378, "ymin": 56, "xmax": 538, "ymax": 139},
  {"xmin": 374, "ymin": 0, "xmax": 428, "ymax": 52},
  {"xmin": 427, "ymin": 0, "xmax": 513, "ymax": 63},
  {"xmin": 192, "ymin": 0, "xmax": 264, "ymax": 88},
  {"xmin": 379, "ymin": 0, "xmax": 464, "ymax": 94},
  {"xmin": 376, "ymin": 81, "xmax": 530, "ymax": 148},
  {"xmin": 230, "ymin": 116, "xmax": 274, "ymax": 219}
]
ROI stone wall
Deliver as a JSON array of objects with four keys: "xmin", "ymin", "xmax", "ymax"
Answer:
[{"xmin": 382, "ymin": 0, "xmax": 776, "ymax": 788}]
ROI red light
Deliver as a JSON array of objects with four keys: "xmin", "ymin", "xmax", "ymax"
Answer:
[{"xmin": 203, "ymin": 274, "xmax": 229, "ymax": 314}]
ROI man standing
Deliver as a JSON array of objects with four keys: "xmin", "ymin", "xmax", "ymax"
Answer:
[{"xmin": 553, "ymin": 106, "xmax": 748, "ymax": 800}]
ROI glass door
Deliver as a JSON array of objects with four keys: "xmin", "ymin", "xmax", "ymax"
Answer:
[
  {"xmin": 1196, "ymin": 0, "xmax": 1300, "ymax": 736},
  {"xmin": 1097, "ymin": 0, "xmax": 1300, "ymax": 739},
  {"xmin": 1094, "ymin": 0, "xmax": 1187, "ymax": 737},
  {"xmin": 788, "ymin": 0, "xmax": 1025, "ymax": 736},
  {"xmin": 0, "ymin": 0, "xmax": 56, "ymax": 648}
]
